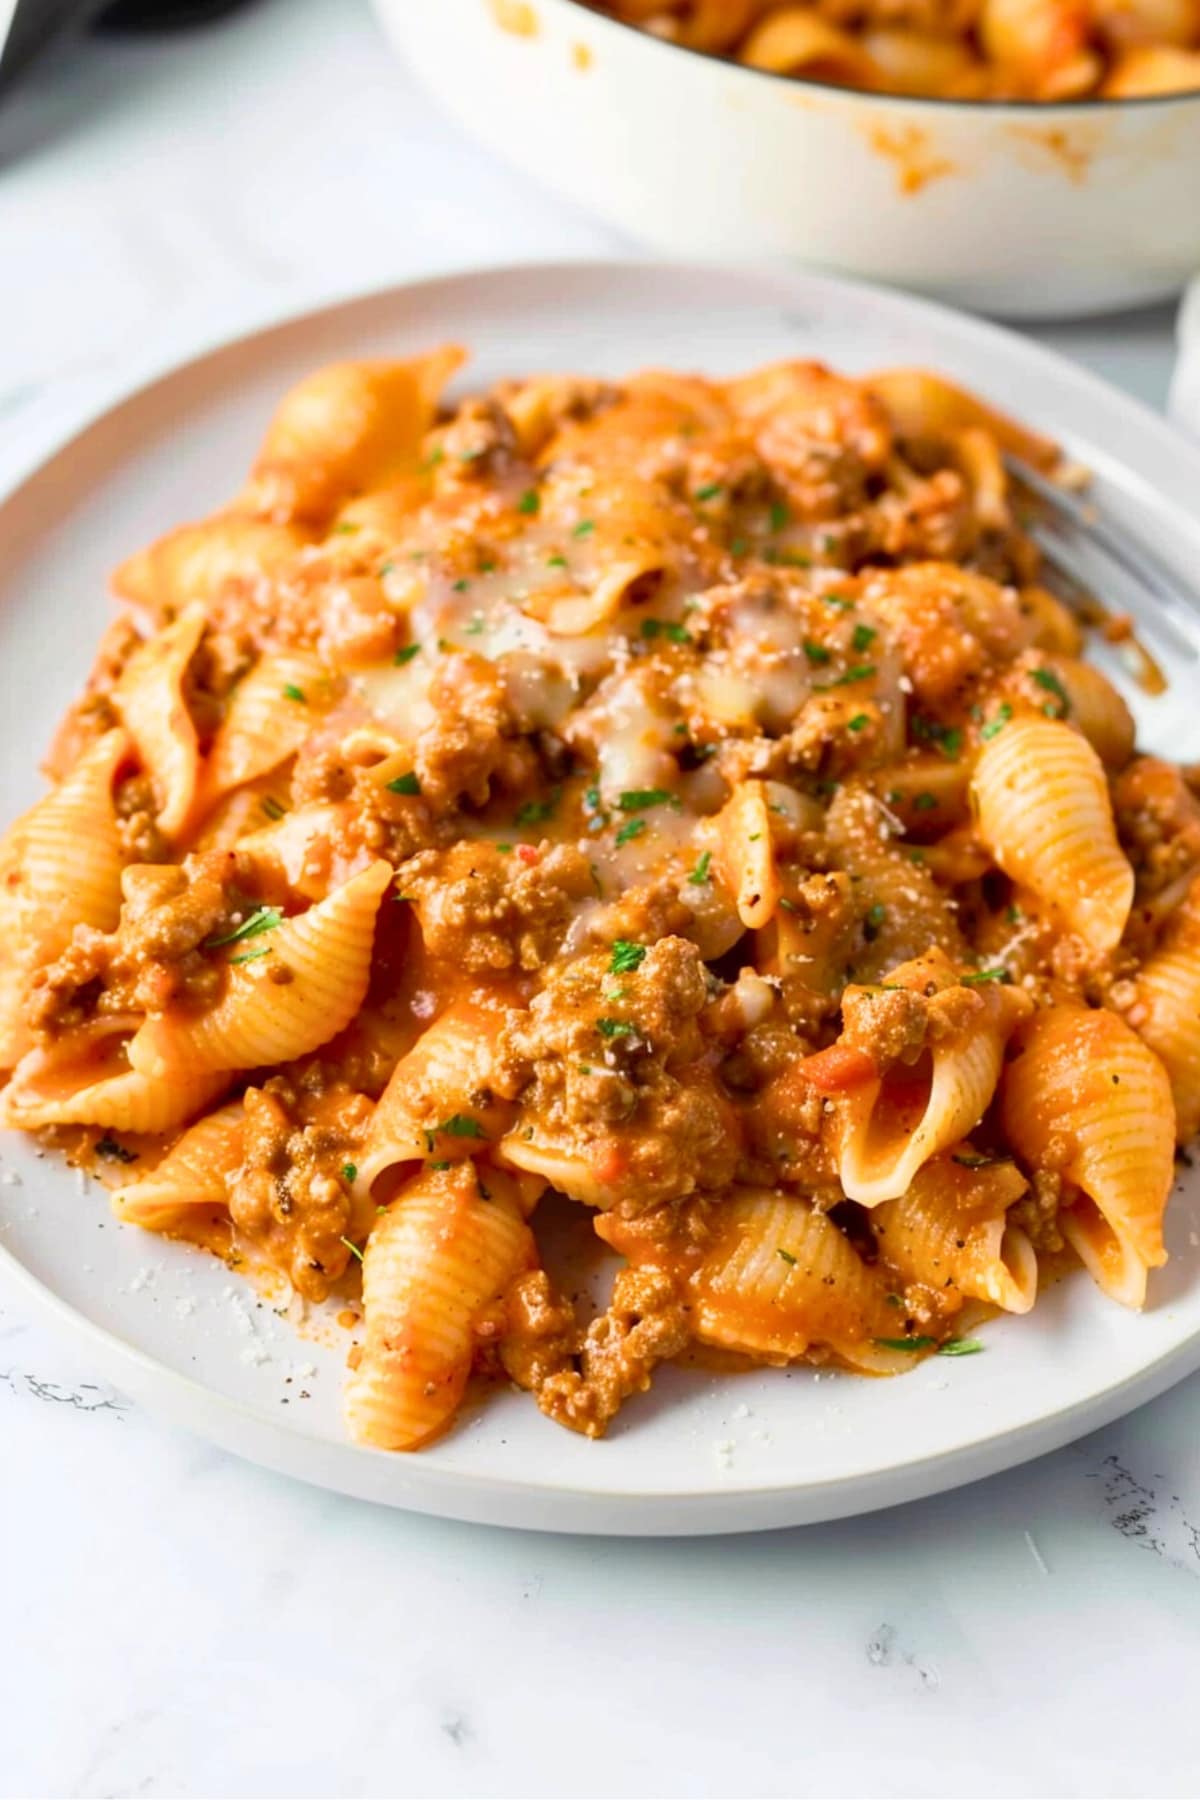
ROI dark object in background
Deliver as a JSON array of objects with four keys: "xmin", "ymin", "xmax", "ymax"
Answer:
[{"xmin": 0, "ymin": 0, "xmax": 255, "ymax": 95}]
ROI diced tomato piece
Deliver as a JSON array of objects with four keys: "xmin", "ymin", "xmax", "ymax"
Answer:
[{"xmin": 797, "ymin": 1042, "xmax": 878, "ymax": 1096}]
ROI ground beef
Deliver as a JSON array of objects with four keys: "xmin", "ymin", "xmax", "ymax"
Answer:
[
  {"xmin": 1113, "ymin": 756, "xmax": 1200, "ymax": 895},
  {"xmin": 229, "ymin": 1076, "xmax": 373, "ymax": 1301},
  {"xmin": 398, "ymin": 839, "xmax": 594, "ymax": 973},
  {"xmin": 414, "ymin": 653, "xmax": 531, "ymax": 811},
  {"xmin": 494, "ymin": 938, "xmax": 741, "ymax": 1212},
  {"xmin": 524, "ymin": 1266, "xmax": 690, "ymax": 1439}
]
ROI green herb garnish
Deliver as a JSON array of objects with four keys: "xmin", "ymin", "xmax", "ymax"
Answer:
[
  {"xmin": 803, "ymin": 640, "xmax": 832, "ymax": 666},
  {"xmin": 261, "ymin": 796, "xmax": 286, "ymax": 821},
  {"xmin": 393, "ymin": 643, "xmax": 421, "ymax": 666},
  {"xmin": 769, "ymin": 500, "xmax": 790, "ymax": 534},
  {"xmin": 342, "ymin": 1163, "xmax": 358, "ymax": 1184},
  {"xmin": 617, "ymin": 788, "xmax": 676, "ymax": 814},
  {"xmin": 339, "ymin": 1237, "xmax": 364, "ymax": 1263},
  {"xmin": 694, "ymin": 483, "xmax": 723, "ymax": 503},
  {"xmin": 852, "ymin": 623, "xmax": 877, "ymax": 654},
  {"xmin": 610, "ymin": 940, "xmax": 647, "ymax": 974},
  {"xmin": 1032, "ymin": 667, "xmax": 1070, "ymax": 715},
  {"xmin": 204, "ymin": 906, "xmax": 283, "ymax": 950},
  {"xmin": 517, "ymin": 489, "xmax": 540, "ymax": 516},
  {"xmin": 387, "ymin": 772, "xmax": 421, "ymax": 796},
  {"xmin": 516, "ymin": 790, "xmax": 559, "ymax": 826},
  {"xmin": 596, "ymin": 1018, "xmax": 636, "ymax": 1039},
  {"xmin": 436, "ymin": 1115, "xmax": 487, "ymax": 1140},
  {"xmin": 688, "ymin": 849, "xmax": 712, "ymax": 885},
  {"xmin": 981, "ymin": 702, "xmax": 1013, "ymax": 741},
  {"xmin": 874, "ymin": 1336, "xmax": 938, "ymax": 1353},
  {"xmin": 961, "ymin": 966, "xmax": 1012, "ymax": 986},
  {"xmin": 777, "ymin": 1247, "xmax": 797, "ymax": 1267},
  {"xmin": 282, "ymin": 684, "xmax": 306, "ymax": 704},
  {"xmin": 615, "ymin": 819, "xmax": 646, "ymax": 847},
  {"xmin": 938, "ymin": 1338, "xmax": 984, "ymax": 1357},
  {"xmin": 572, "ymin": 518, "xmax": 595, "ymax": 537}
]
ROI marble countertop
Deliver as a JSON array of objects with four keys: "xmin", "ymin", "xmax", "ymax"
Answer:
[{"xmin": 2, "ymin": 4, "xmax": 1198, "ymax": 1796}]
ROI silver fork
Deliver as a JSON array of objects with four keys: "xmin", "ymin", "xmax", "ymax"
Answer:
[{"xmin": 1004, "ymin": 453, "xmax": 1200, "ymax": 758}]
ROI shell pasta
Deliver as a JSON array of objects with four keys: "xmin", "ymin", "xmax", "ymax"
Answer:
[
  {"xmin": 1, "ymin": 347, "xmax": 1194, "ymax": 1452},
  {"xmin": 590, "ymin": 0, "xmax": 1200, "ymax": 97}
]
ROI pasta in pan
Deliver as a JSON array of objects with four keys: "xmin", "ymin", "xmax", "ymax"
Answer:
[
  {"xmin": 1, "ymin": 347, "xmax": 1195, "ymax": 1451},
  {"xmin": 589, "ymin": 0, "xmax": 1200, "ymax": 98}
]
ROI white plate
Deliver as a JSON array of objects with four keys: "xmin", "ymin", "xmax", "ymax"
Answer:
[{"xmin": 2, "ymin": 260, "xmax": 1199, "ymax": 1536}]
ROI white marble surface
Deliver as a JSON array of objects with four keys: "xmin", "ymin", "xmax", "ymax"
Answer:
[{"xmin": 1, "ymin": 4, "xmax": 1198, "ymax": 1796}]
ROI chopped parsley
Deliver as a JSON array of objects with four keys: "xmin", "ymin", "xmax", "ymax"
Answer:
[
  {"xmin": 863, "ymin": 902, "xmax": 886, "ymax": 942},
  {"xmin": 852, "ymin": 623, "xmax": 877, "ymax": 654},
  {"xmin": 952, "ymin": 1151, "xmax": 1011, "ymax": 1169},
  {"xmin": 938, "ymin": 1338, "xmax": 984, "ymax": 1357},
  {"xmin": 546, "ymin": 554, "xmax": 567, "ymax": 568},
  {"xmin": 465, "ymin": 616, "xmax": 485, "ymax": 635},
  {"xmin": 229, "ymin": 946, "xmax": 272, "ymax": 966},
  {"xmin": 204, "ymin": 905, "xmax": 283, "ymax": 950},
  {"xmin": 980, "ymin": 702, "xmax": 1013, "ymax": 741},
  {"xmin": 803, "ymin": 640, "xmax": 832, "ymax": 666},
  {"xmin": 769, "ymin": 500, "xmax": 790, "ymax": 534},
  {"xmin": 422, "ymin": 445, "xmax": 445, "ymax": 470},
  {"xmin": 874, "ymin": 1336, "xmax": 939, "ymax": 1353},
  {"xmin": 911, "ymin": 715, "xmax": 963, "ymax": 760},
  {"xmin": 961, "ymin": 966, "xmax": 1013, "ymax": 986},
  {"xmin": 617, "ymin": 788, "xmax": 677, "ymax": 814},
  {"xmin": 913, "ymin": 792, "xmax": 939, "ymax": 812},
  {"xmin": 281, "ymin": 684, "xmax": 306, "ymax": 704},
  {"xmin": 429, "ymin": 1161, "xmax": 451, "ymax": 1172},
  {"xmin": 610, "ymin": 940, "xmax": 647, "ymax": 974},
  {"xmin": 435, "ymin": 1114, "xmax": 487, "ymax": 1140},
  {"xmin": 640, "ymin": 618, "xmax": 691, "ymax": 645},
  {"xmin": 342, "ymin": 1162, "xmax": 358, "ymax": 1184},
  {"xmin": 822, "ymin": 593, "xmax": 854, "ymax": 612},
  {"xmin": 572, "ymin": 518, "xmax": 596, "ymax": 537},
  {"xmin": 847, "ymin": 713, "xmax": 870, "ymax": 734},
  {"xmin": 515, "ymin": 790, "xmax": 559, "ymax": 826},
  {"xmin": 615, "ymin": 819, "xmax": 646, "ymax": 847},
  {"xmin": 261, "ymin": 796, "xmax": 286, "ymax": 821},
  {"xmin": 386, "ymin": 772, "xmax": 422, "ymax": 796},
  {"xmin": 339, "ymin": 1237, "xmax": 364, "ymax": 1263},
  {"xmin": 517, "ymin": 488, "xmax": 540, "ymax": 515},
  {"xmin": 776, "ymin": 1247, "xmax": 797, "ymax": 1267},
  {"xmin": 694, "ymin": 482, "xmax": 723, "ymax": 502},
  {"xmin": 333, "ymin": 519, "xmax": 359, "ymax": 535},
  {"xmin": 687, "ymin": 850, "xmax": 712, "ymax": 885},
  {"xmin": 393, "ymin": 642, "xmax": 421, "ymax": 666},
  {"xmin": 596, "ymin": 1017, "xmax": 636, "ymax": 1039},
  {"xmin": 818, "ymin": 663, "xmax": 876, "ymax": 690},
  {"xmin": 452, "ymin": 577, "xmax": 471, "ymax": 593},
  {"xmin": 95, "ymin": 1136, "xmax": 136, "ymax": 1164},
  {"xmin": 1032, "ymin": 667, "xmax": 1070, "ymax": 716}
]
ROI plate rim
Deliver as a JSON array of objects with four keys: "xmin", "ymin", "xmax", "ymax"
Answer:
[{"xmin": 3, "ymin": 255, "xmax": 1199, "ymax": 1533}]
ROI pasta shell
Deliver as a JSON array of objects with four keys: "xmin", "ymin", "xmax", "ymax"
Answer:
[
  {"xmin": 834, "ymin": 950, "xmax": 1030, "ymax": 1207},
  {"xmin": 356, "ymin": 996, "xmax": 515, "ymax": 1195},
  {"xmin": 344, "ymin": 1162, "xmax": 535, "ymax": 1451},
  {"xmin": 691, "ymin": 1188, "xmax": 914, "ymax": 1374},
  {"xmin": 1001, "ymin": 1003, "xmax": 1175, "ymax": 1305},
  {"xmin": 197, "ymin": 650, "xmax": 336, "ymax": 812},
  {"xmin": 129, "ymin": 860, "xmax": 394, "ymax": 1079},
  {"xmin": 0, "ymin": 729, "xmax": 128, "ymax": 1067},
  {"xmin": 112, "ymin": 1103, "xmax": 244, "ymax": 1230},
  {"xmin": 1053, "ymin": 658, "xmax": 1135, "ymax": 770},
  {"xmin": 112, "ymin": 515, "xmax": 308, "ymax": 613},
  {"xmin": 713, "ymin": 780, "xmax": 778, "ymax": 930},
  {"xmin": 2, "ymin": 1019, "xmax": 225, "ymax": 1133},
  {"xmin": 1130, "ymin": 876, "xmax": 1200, "ymax": 1142},
  {"xmin": 240, "ymin": 348, "xmax": 465, "ymax": 527},
  {"xmin": 971, "ymin": 715, "xmax": 1133, "ymax": 953},
  {"xmin": 870, "ymin": 1155, "xmax": 1036, "ymax": 1314},
  {"xmin": 114, "ymin": 603, "xmax": 207, "ymax": 838}
]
